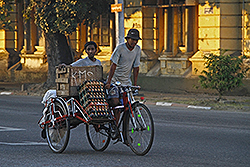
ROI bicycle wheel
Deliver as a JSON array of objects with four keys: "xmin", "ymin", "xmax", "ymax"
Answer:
[
  {"xmin": 86, "ymin": 122, "xmax": 110, "ymax": 151},
  {"xmin": 124, "ymin": 103, "xmax": 154, "ymax": 156},
  {"xmin": 45, "ymin": 100, "xmax": 70, "ymax": 153}
]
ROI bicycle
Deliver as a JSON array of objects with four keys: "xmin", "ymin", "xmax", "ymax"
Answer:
[{"xmin": 38, "ymin": 81, "xmax": 154, "ymax": 156}]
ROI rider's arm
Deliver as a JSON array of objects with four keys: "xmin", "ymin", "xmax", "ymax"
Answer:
[
  {"xmin": 133, "ymin": 66, "xmax": 139, "ymax": 86},
  {"xmin": 105, "ymin": 63, "xmax": 117, "ymax": 89}
]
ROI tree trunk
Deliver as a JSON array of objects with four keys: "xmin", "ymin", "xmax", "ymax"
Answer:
[{"xmin": 44, "ymin": 32, "xmax": 73, "ymax": 88}]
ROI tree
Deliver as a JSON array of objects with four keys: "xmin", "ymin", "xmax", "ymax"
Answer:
[
  {"xmin": 199, "ymin": 51, "xmax": 249, "ymax": 100},
  {"xmin": 23, "ymin": 0, "xmax": 112, "ymax": 87},
  {"xmin": 0, "ymin": 0, "xmax": 13, "ymax": 31}
]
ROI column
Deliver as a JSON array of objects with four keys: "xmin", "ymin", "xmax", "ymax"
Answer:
[
  {"xmin": 30, "ymin": 9, "xmax": 37, "ymax": 53},
  {"xmin": 166, "ymin": 7, "xmax": 173, "ymax": 54},
  {"xmin": 185, "ymin": 6, "xmax": 194, "ymax": 56},
  {"xmin": 160, "ymin": 7, "xmax": 172, "ymax": 55},
  {"xmin": 172, "ymin": 7, "xmax": 178, "ymax": 57},
  {"xmin": 17, "ymin": 1, "xmax": 24, "ymax": 52},
  {"xmin": 24, "ymin": 0, "xmax": 30, "ymax": 52}
]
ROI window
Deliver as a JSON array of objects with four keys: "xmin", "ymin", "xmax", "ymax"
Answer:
[
  {"xmin": 158, "ymin": 0, "xmax": 170, "ymax": 5},
  {"xmin": 178, "ymin": 6, "xmax": 185, "ymax": 47},
  {"xmin": 92, "ymin": 15, "xmax": 110, "ymax": 46},
  {"xmin": 143, "ymin": 0, "xmax": 157, "ymax": 5}
]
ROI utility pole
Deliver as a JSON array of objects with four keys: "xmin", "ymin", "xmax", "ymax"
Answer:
[{"xmin": 114, "ymin": 0, "xmax": 124, "ymax": 46}]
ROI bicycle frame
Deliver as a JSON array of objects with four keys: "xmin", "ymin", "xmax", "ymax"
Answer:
[
  {"xmin": 39, "ymin": 84, "xmax": 154, "ymax": 155},
  {"xmin": 126, "ymin": 87, "xmax": 148, "ymax": 130},
  {"xmin": 108, "ymin": 85, "xmax": 144, "ymax": 143},
  {"xmin": 39, "ymin": 97, "xmax": 69, "ymax": 129},
  {"xmin": 39, "ymin": 95, "xmax": 112, "ymax": 129},
  {"xmin": 66, "ymin": 97, "xmax": 90, "ymax": 124},
  {"xmin": 39, "ymin": 85, "xmax": 144, "ymax": 130}
]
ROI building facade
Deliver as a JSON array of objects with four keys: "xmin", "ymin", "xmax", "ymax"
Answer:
[{"xmin": 0, "ymin": 0, "xmax": 249, "ymax": 82}]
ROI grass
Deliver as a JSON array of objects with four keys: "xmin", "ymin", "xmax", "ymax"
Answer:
[{"xmin": 139, "ymin": 91, "xmax": 250, "ymax": 112}]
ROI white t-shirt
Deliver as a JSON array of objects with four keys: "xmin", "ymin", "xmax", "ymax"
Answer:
[
  {"xmin": 71, "ymin": 57, "xmax": 101, "ymax": 67},
  {"xmin": 109, "ymin": 43, "xmax": 141, "ymax": 86}
]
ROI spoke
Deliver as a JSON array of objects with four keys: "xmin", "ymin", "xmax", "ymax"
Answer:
[
  {"xmin": 126, "ymin": 103, "xmax": 154, "ymax": 155},
  {"xmin": 135, "ymin": 107, "xmax": 147, "ymax": 128}
]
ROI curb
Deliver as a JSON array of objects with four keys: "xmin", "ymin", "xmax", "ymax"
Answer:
[
  {"xmin": 0, "ymin": 91, "xmax": 212, "ymax": 110},
  {"xmin": 156, "ymin": 102, "xmax": 211, "ymax": 110}
]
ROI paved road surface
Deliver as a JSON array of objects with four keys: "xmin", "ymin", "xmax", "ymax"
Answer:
[{"xmin": 0, "ymin": 95, "xmax": 249, "ymax": 166}]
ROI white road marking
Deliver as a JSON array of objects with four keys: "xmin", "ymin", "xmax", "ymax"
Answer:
[
  {"xmin": 156, "ymin": 102, "xmax": 172, "ymax": 106},
  {"xmin": 0, "ymin": 126, "xmax": 47, "ymax": 146},
  {"xmin": 0, "ymin": 126, "xmax": 25, "ymax": 132},
  {"xmin": 0, "ymin": 126, "xmax": 48, "ymax": 146},
  {"xmin": 156, "ymin": 101, "xmax": 211, "ymax": 110},
  {"xmin": 0, "ymin": 141, "xmax": 47, "ymax": 146},
  {"xmin": 0, "ymin": 92, "xmax": 13, "ymax": 95},
  {"xmin": 187, "ymin": 105, "xmax": 211, "ymax": 110}
]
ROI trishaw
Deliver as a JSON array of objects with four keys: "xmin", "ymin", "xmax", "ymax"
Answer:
[{"xmin": 38, "ymin": 66, "xmax": 154, "ymax": 156}]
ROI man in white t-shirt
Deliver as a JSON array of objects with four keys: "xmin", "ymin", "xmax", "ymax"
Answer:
[{"xmin": 105, "ymin": 29, "xmax": 141, "ymax": 125}]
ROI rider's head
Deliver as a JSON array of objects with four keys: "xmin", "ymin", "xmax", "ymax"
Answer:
[
  {"xmin": 125, "ymin": 29, "xmax": 141, "ymax": 40},
  {"xmin": 125, "ymin": 29, "xmax": 141, "ymax": 50},
  {"xmin": 84, "ymin": 41, "xmax": 97, "ymax": 50},
  {"xmin": 84, "ymin": 41, "xmax": 98, "ymax": 61}
]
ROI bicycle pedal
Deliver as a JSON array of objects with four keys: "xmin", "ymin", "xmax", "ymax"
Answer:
[{"xmin": 111, "ymin": 133, "xmax": 119, "ymax": 140}]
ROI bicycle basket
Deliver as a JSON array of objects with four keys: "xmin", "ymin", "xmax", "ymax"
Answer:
[{"xmin": 78, "ymin": 80, "xmax": 113, "ymax": 123}]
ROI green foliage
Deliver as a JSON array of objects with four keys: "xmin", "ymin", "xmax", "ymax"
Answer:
[
  {"xmin": 0, "ymin": 0, "xmax": 14, "ymax": 31},
  {"xmin": 24, "ymin": 0, "xmax": 112, "ymax": 35},
  {"xmin": 199, "ymin": 51, "xmax": 249, "ymax": 99}
]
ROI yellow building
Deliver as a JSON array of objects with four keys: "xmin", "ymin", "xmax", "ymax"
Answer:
[{"xmin": 0, "ymin": 0, "xmax": 249, "ymax": 82}]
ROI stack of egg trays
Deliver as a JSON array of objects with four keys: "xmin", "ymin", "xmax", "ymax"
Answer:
[{"xmin": 78, "ymin": 80, "xmax": 111, "ymax": 120}]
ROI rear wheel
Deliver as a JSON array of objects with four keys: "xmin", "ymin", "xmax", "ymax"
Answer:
[
  {"xmin": 45, "ymin": 99, "xmax": 70, "ymax": 153},
  {"xmin": 124, "ymin": 103, "xmax": 154, "ymax": 156},
  {"xmin": 86, "ymin": 122, "xmax": 111, "ymax": 151}
]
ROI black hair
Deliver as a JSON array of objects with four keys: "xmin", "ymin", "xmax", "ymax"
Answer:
[{"xmin": 84, "ymin": 41, "xmax": 97, "ymax": 50}]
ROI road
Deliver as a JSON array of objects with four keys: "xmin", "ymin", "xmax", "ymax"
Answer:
[{"xmin": 0, "ymin": 95, "xmax": 249, "ymax": 167}]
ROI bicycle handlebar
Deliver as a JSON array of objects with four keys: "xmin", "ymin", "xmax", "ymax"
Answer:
[
  {"xmin": 119, "ymin": 85, "xmax": 140, "ymax": 90},
  {"xmin": 114, "ymin": 85, "xmax": 140, "ymax": 96},
  {"xmin": 130, "ymin": 85, "xmax": 141, "ymax": 90},
  {"xmin": 110, "ymin": 83, "xmax": 140, "ymax": 90}
]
